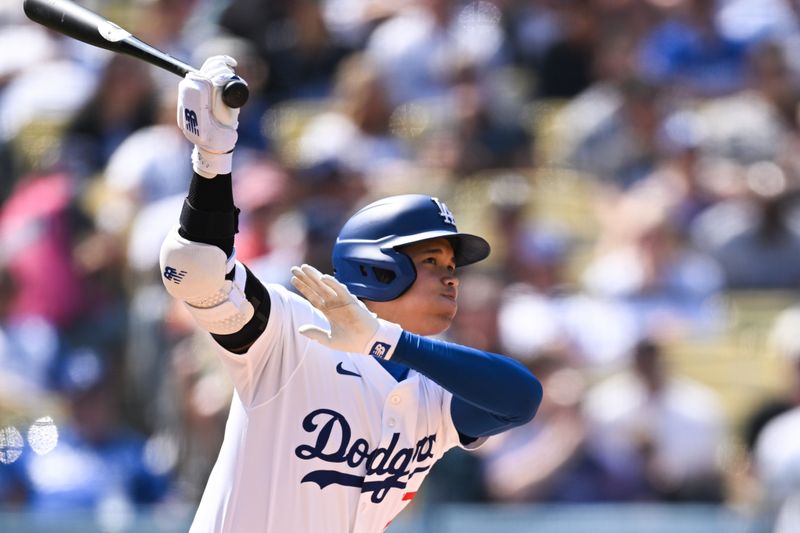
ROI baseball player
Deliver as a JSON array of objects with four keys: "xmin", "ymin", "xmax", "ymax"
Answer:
[{"xmin": 160, "ymin": 56, "xmax": 542, "ymax": 533}]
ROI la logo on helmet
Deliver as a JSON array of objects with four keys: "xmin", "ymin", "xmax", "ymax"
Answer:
[{"xmin": 432, "ymin": 198, "xmax": 456, "ymax": 226}]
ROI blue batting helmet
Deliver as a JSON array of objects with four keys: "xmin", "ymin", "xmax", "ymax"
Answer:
[{"xmin": 332, "ymin": 194, "xmax": 490, "ymax": 301}]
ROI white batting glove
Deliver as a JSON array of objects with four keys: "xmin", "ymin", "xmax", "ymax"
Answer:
[
  {"xmin": 177, "ymin": 55, "xmax": 240, "ymax": 178},
  {"xmin": 290, "ymin": 264, "xmax": 403, "ymax": 359}
]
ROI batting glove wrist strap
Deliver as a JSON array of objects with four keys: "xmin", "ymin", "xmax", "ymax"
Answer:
[
  {"xmin": 193, "ymin": 146, "xmax": 233, "ymax": 178},
  {"xmin": 363, "ymin": 320, "xmax": 402, "ymax": 360}
]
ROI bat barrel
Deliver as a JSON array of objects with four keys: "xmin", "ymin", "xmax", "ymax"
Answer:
[
  {"xmin": 23, "ymin": 0, "xmax": 248, "ymax": 108},
  {"xmin": 24, "ymin": 0, "xmax": 127, "ymax": 51}
]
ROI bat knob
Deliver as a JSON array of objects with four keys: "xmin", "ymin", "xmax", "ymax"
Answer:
[{"xmin": 222, "ymin": 76, "xmax": 249, "ymax": 109}]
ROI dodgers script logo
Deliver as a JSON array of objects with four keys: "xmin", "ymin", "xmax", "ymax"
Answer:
[{"xmin": 295, "ymin": 409, "xmax": 435, "ymax": 503}]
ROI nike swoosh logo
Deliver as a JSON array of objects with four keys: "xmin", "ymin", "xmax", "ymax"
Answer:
[{"xmin": 335, "ymin": 362, "xmax": 362, "ymax": 377}]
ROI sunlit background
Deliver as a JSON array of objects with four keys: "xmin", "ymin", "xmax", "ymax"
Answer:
[{"xmin": 3, "ymin": 0, "xmax": 800, "ymax": 531}]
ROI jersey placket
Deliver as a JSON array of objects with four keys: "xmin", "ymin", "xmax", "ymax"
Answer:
[{"xmin": 352, "ymin": 378, "xmax": 419, "ymax": 533}]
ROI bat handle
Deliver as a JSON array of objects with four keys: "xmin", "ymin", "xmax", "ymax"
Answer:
[
  {"xmin": 181, "ymin": 64, "xmax": 249, "ymax": 109},
  {"xmin": 222, "ymin": 76, "xmax": 249, "ymax": 109}
]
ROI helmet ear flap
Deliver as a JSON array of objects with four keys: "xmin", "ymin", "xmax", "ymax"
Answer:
[
  {"xmin": 372, "ymin": 266, "xmax": 397, "ymax": 285},
  {"xmin": 333, "ymin": 246, "xmax": 416, "ymax": 301},
  {"xmin": 383, "ymin": 248, "xmax": 417, "ymax": 299}
]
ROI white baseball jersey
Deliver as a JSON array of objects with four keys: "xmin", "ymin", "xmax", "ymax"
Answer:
[{"xmin": 190, "ymin": 283, "xmax": 482, "ymax": 533}]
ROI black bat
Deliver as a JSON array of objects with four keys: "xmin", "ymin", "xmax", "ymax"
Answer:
[{"xmin": 23, "ymin": 0, "xmax": 249, "ymax": 108}]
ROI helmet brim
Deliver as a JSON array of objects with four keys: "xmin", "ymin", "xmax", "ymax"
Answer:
[{"xmin": 388, "ymin": 231, "xmax": 490, "ymax": 267}]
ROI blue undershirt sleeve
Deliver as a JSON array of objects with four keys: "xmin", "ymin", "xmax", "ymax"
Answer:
[{"xmin": 390, "ymin": 332, "xmax": 542, "ymax": 440}]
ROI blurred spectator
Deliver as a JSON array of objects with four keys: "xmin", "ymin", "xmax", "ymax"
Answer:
[
  {"xmin": 742, "ymin": 304, "xmax": 800, "ymax": 454},
  {"xmin": 497, "ymin": 278, "xmax": 640, "ymax": 369},
  {"xmin": 365, "ymin": 0, "xmax": 509, "ymax": 106},
  {"xmin": 583, "ymin": 339, "xmax": 727, "ymax": 502},
  {"xmin": 685, "ymin": 41, "xmax": 796, "ymax": 169},
  {"xmin": 630, "ymin": 108, "xmax": 728, "ymax": 237},
  {"xmin": 0, "ymin": 268, "xmax": 60, "ymax": 393},
  {"xmin": 0, "ymin": 172, "xmax": 90, "ymax": 330},
  {"xmin": 568, "ymin": 77, "xmax": 668, "ymax": 187},
  {"xmin": 0, "ymin": 21, "xmax": 57, "ymax": 87},
  {"xmin": 535, "ymin": 0, "xmax": 598, "ymax": 99},
  {"xmin": 121, "ymin": 195, "xmax": 184, "ymax": 435},
  {"xmin": 484, "ymin": 174, "xmax": 641, "ymax": 367},
  {"xmin": 583, "ymin": 185, "xmax": 725, "ymax": 340},
  {"xmin": 0, "ymin": 21, "xmax": 60, "ymax": 190},
  {"xmin": 232, "ymin": 158, "xmax": 305, "ymax": 286},
  {"xmin": 61, "ymin": 55, "xmax": 158, "ymax": 180},
  {"xmin": 0, "ymin": 58, "xmax": 95, "ymax": 184},
  {"xmin": 296, "ymin": 53, "xmax": 413, "ymax": 181},
  {"xmin": 319, "ymin": 0, "xmax": 400, "ymax": 49},
  {"xmin": 137, "ymin": 301, "xmax": 230, "ymax": 505},
  {"xmin": 119, "ymin": 207, "xmax": 229, "ymax": 497},
  {"xmin": 734, "ymin": 303, "xmax": 800, "ymax": 532},
  {"xmin": 219, "ymin": 0, "xmax": 351, "ymax": 101},
  {"xmin": 478, "ymin": 353, "xmax": 625, "ymax": 502},
  {"xmin": 501, "ymin": 0, "xmax": 560, "ymax": 71},
  {"xmin": 637, "ymin": 0, "xmax": 751, "ymax": 97},
  {"xmin": 690, "ymin": 161, "xmax": 800, "ymax": 288},
  {"xmin": 98, "ymin": 91, "xmax": 192, "ymax": 236},
  {"xmin": 486, "ymin": 174, "xmax": 583, "ymax": 362},
  {"xmin": 166, "ymin": 331, "xmax": 230, "ymax": 504},
  {"xmin": 5, "ymin": 348, "xmax": 172, "ymax": 513},
  {"xmin": 0, "ymin": 166, "xmax": 129, "ymax": 376},
  {"xmin": 487, "ymin": 174, "xmax": 571, "ymax": 289},
  {"xmin": 746, "ymin": 41, "xmax": 800, "ymax": 130},
  {"xmin": 292, "ymin": 159, "xmax": 369, "ymax": 272},
  {"xmin": 133, "ymin": 0, "xmax": 198, "ymax": 64},
  {"xmin": 424, "ymin": 64, "xmax": 533, "ymax": 174},
  {"xmin": 549, "ymin": 33, "xmax": 640, "ymax": 167},
  {"xmin": 716, "ymin": 0, "xmax": 800, "ymax": 45},
  {"xmin": 754, "ymin": 405, "xmax": 800, "ymax": 533}
]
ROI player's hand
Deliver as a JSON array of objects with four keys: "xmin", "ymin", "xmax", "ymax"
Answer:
[
  {"xmin": 177, "ymin": 55, "xmax": 240, "ymax": 178},
  {"xmin": 291, "ymin": 264, "xmax": 401, "ymax": 357}
]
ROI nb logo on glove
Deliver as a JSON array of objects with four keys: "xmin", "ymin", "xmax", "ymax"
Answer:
[
  {"xmin": 184, "ymin": 109, "xmax": 199, "ymax": 136},
  {"xmin": 370, "ymin": 342, "xmax": 391, "ymax": 359},
  {"xmin": 163, "ymin": 266, "xmax": 188, "ymax": 284}
]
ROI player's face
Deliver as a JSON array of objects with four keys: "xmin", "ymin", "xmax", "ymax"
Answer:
[{"xmin": 365, "ymin": 238, "xmax": 459, "ymax": 336}]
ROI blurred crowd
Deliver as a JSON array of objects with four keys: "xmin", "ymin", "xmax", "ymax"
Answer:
[{"xmin": 4, "ymin": 0, "xmax": 800, "ymax": 530}]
